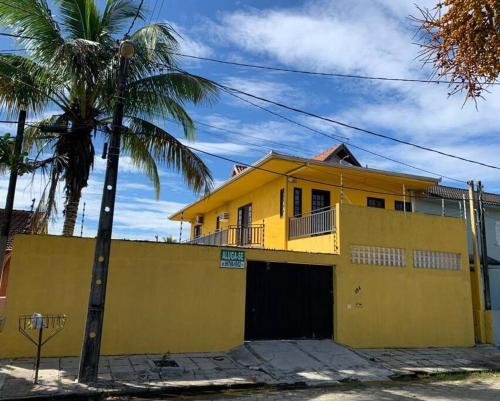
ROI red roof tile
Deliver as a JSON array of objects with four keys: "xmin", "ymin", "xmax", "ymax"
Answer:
[
  {"xmin": 313, "ymin": 145, "xmax": 341, "ymax": 161},
  {"xmin": 0, "ymin": 209, "xmax": 33, "ymax": 250}
]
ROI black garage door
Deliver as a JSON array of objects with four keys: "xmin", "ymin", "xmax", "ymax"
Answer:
[{"xmin": 245, "ymin": 261, "xmax": 333, "ymax": 340}]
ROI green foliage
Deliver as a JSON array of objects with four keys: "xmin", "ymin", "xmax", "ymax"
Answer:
[
  {"xmin": 0, "ymin": 133, "xmax": 30, "ymax": 174},
  {"xmin": 0, "ymin": 0, "xmax": 217, "ymax": 234},
  {"xmin": 163, "ymin": 235, "xmax": 178, "ymax": 243}
]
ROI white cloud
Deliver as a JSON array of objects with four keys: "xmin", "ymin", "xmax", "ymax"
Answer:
[
  {"xmin": 182, "ymin": 140, "xmax": 251, "ymax": 156},
  {"xmin": 222, "ymin": 76, "xmax": 303, "ymax": 106},
  {"xmin": 167, "ymin": 21, "xmax": 213, "ymax": 58},
  {"xmin": 207, "ymin": 0, "xmax": 499, "ymax": 188}
]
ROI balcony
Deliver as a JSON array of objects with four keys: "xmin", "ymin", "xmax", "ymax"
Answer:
[
  {"xmin": 189, "ymin": 224, "xmax": 265, "ymax": 247},
  {"xmin": 289, "ymin": 207, "xmax": 336, "ymax": 239}
]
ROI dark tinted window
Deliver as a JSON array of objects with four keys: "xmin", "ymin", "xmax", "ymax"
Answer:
[
  {"xmin": 312, "ymin": 189, "xmax": 330, "ymax": 212},
  {"xmin": 395, "ymin": 201, "xmax": 412, "ymax": 212},
  {"xmin": 367, "ymin": 197, "xmax": 385, "ymax": 209},
  {"xmin": 293, "ymin": 188, "xmax": 302, "ymax": 217},
  {"xmin": 194, "ymin": 225, "xmax": 202, "ymax": 238},
  {"xmin": 280, "ymin": 189, "xmax": 285, "ymax": 217}
]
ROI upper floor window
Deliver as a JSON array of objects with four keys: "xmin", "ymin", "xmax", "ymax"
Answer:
[
  {"xmin": 293, "ymin": 188, "xmax": 302, "ymax": 217},
  {"xmin": 216, "ymin": 216, "xmax": 221, "ymax": 231},
  {"xmin": 312, "ymin": 189, "xmax": 330, "ymax": 212},
  {"xmin": 193, "ymin": 225, "xmax": 202, "ymax": 238},
  {"xmin": 367, "ymin": 197, "xmax": 385, "ymax": 209},
  {"xmin": 279, "ymin": 188, "xmax": 285, "ymax": 218},
  {"xmin": 395, "ymin": 200, "xmax": 412, "ymax": 212}
]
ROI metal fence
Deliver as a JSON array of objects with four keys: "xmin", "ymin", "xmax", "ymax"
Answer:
[
  {"xmin": 289, "ymin": 207, "xmax": 336, "ymax": 240},
  {"xmin": 189, "ymin": 224, "xmax": 265, "ymax": 247}
]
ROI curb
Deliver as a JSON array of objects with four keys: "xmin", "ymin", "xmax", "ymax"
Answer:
[{"xmin": 3, "ymin": 368, "xmax": 499, "ymax": 401}]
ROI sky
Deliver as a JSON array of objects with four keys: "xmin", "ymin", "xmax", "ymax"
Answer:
[{"xmin": 0, "ymin": 0, "xmax": 499, "ymax": 241}]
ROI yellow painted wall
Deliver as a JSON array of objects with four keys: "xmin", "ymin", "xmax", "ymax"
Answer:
[
  {"xmin": 335, "ymin": 204, "xmax": 475, "ymax": 348},
  {"xmin": 0, "ymin": 204, "xmax": 475, "ymax": 357},
  {"xmin": 287, "ymin": 233, "xmax": 338, "ymax": 254},
  {"xmin": 0, "ymin": 235, "xmax": 335, "ymax": 358},
  {"xmin": 190, "ymin": 171, "xmax": 417, "ymax": 253},
  {"xmin": 193, "ymin": 177, "xmax": 288, "ymax": 250}
]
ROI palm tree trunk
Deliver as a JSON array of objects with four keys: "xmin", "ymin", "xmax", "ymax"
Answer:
[{"xmin": 62, "ymin": 192, "xmax": 81, "ymax": 236}]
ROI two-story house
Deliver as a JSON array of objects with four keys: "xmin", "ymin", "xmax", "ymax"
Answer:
[{"xmin": 170, "ymin": 145, "xmax": 481, "ymax": 348}]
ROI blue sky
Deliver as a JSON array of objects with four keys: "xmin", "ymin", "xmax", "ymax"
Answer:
[{"xmin": 0, "ymin": 0, "xmax": 499, "ymax": 241}]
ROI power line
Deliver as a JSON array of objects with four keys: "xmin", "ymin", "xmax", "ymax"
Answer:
[
  {"xmin": 221, "ymin": 90, "xmax": 465, "ymax": 184},
  {"xmin": 125, "ymin": 0, "xmax": 145, "ymax": 38},
  {"xmin": 147, "ymin": 0, "xmax": 159, "ymax": 25},
  {"xmin": 0, "ymin": 32, "xmax": 36, "ymax": 40},
  {"xmin": 183, "ymin": 143, "xmax": 469, "ymax": 202},
  {"xmin": 0, "ymin": 49, "xmax": 25, "ymax": 53},
  {"xmin": 208, "ymin": 80, "xmax": 500, "ymax": 171},
  {"xmin": 172, "ymin": 52, "xmax": 500, "ymax": 86},
  {"xmin": 164, "ymin": 116, "xmax": 313, "ymax": 156}
]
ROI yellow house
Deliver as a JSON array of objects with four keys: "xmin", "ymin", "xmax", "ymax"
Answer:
[
  {"xmin": 0, "ymin": 145, "xmax": 476, "ymax": 358},
  {"xmin": 169, "ymin": 145, "xmax": 476, "ymax": 348},
  {"xmin": 171, "ymin": 145, "xmax": 441, "ymax": 253}
]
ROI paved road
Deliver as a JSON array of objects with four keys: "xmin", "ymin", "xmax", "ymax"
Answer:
[{"xmin": 125, "ymin": 376, "xmax": 500, "ymax": 400}]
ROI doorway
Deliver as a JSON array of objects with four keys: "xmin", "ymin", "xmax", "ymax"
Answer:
[{"xmin": 245, "ymin": 261, "xmax": 333, "ymax": 340}]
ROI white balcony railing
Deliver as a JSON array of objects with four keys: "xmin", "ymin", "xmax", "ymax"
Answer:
[
  {"xmin": 189, "ymin": 224, "xmax": 264, "ymax": 247},
  {"xmin": 289, "ymin": 207, "xmax": 336, "ymax": 240}
]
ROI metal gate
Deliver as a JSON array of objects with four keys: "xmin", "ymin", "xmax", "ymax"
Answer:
[{"xmin": 244, "ymin": 261, "xmax": 333, "ymax": 340}]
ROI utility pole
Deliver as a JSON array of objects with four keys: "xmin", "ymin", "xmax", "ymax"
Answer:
[
  {"xmin": 0, "ymin": 110, "xmax": 26, "ymax": 260},
  {"xmin": 477, "ymin": 181, "xmax": 491, "ymax": 310},
  {"xmin": 78, "ymin": 41, "xmax": 135, "ymax": 383},
  {"xmin": 468, "ymin": 180, "xmax": 486, "ymax": 343}
]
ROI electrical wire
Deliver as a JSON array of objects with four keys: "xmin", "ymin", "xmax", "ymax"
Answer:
[
  {"xmin": 171, "ymin": 51, "xmax": 500, "ymax": 86},
  {"xmin": 125, "ymin": 0, "xmax": 145, "ymax": 38},
  {"xmin": 162, "ymin": 113, "xmax": 465, "ymax": 183},
  {"xmin": 1, "ymin": 112, "xmax": 466, "ymax": 183},
  {"xmin": 183, "ymin": 143, "xmax": 470, "ymax": 201},
  {"xmin": 220, "ymin": 90, "xmax": 466, "ymax": 184},
  {"xmin": 147, "ymin": 0, "xmax": 159, "ymax": 25},
  {"xmin": 0, "ymin": 32, "xmax": 36, "ymax": 40},
  {"xmin": 209, "ymin": 80, "xmax": 500, "ymax": 171}
]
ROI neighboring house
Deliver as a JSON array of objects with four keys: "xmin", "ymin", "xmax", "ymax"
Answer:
[
  {"xmin": 169, "ymin": 145, "xmax": 479, "ymax": 347},
  {"xmin": 0, "ymin": 209, "xmax": 35, "ymax": 309},
  {"xmin": 415, "ymin": 185, "xmax": 500, "ymax": 343}
]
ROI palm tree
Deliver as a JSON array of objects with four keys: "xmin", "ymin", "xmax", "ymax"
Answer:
[{"xmin": 0, "ymin": 0, "xmax": 216, "ymax": 235}]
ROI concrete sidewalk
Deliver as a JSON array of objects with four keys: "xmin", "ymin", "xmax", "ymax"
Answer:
[{"xmin": 1, "ymin": 341, "xmax": 499, "ymax": 400}]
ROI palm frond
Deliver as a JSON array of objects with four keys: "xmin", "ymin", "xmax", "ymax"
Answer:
[
  {"xmin": 0, "ymin": 0, "xmax": 64, "ymax": 63},
  {"xmin": 56, "ymin": 0, "xmax": 101, "ymax": 41},
  {"xmin": 129, "ymin": 72, "xmax": 217, "ymax": 106},
  {"xmin": 125, "ymin": 116, "xmax": 213, "ymax": 194},
  {"xmin": 0, "ymin": 54, "xmax": 66, "ymax": 114},
  {"xmin": 120, "ymin": 128, "xmax": 161, "ymax": 196},
  {"xmin": 101, "ymin": 0, "xmax": 143, "ymax": 35},
  {"xmin": 23, "ymin": 114, "xmax": 68, "ymax": 154},
  {"xmin": 125, "ymin": 90, "xmax": 196, "ymax": 140},
  {"xmin": 128, "ymin": 23, "xmax": 180, "ymax": 80}
]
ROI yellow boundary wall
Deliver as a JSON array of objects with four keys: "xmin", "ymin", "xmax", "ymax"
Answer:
[
  {"xmin": 0, "ymin": 236, "xmax": 335, "ymax": 358},
  {"xmin": 334, "ymin": 204, "xmax": 475, "ymax": 348},
  {"xmin": 0, "ymin": 204, "xmax": 475, "ymax": 357}
]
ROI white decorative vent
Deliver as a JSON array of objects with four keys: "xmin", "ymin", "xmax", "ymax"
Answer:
[
  {"xmin": 351, "ymin": 246, "xmax": 405, "ymax": 267},
  {"xmin": 413, "ymin": 250, "xmax": 461, "ymax": 270}
]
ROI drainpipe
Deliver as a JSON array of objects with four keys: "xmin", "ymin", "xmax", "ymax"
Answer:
[
  {"xmin": 468, "ymin": 180, "xmax": 486, "ymax": 343},
  {"xmin": 340, "ymin": 174, "xmax": 344, "ymax": 205},
  {"xmin": 477, "ymin": 181, "xmax": 491, "ymax": 310}
]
